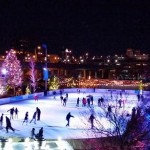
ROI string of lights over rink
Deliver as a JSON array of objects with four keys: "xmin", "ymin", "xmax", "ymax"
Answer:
[{"xmin": 0, "ymin": 90, "xmax": 140, "ymax": 149}]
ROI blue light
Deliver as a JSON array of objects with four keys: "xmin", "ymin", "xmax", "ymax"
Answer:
[{"xmin": 43, "ymin": 68, "xmax": 48, "ymax": 80}]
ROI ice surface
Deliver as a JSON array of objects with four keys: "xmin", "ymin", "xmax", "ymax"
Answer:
[{"xmin": 0, "ymin": 91, "xmax": 138, "ymax": 140}]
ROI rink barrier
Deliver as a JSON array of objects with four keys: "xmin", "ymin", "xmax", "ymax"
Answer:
[
  {"xmin": 48, "ymin": 88, "xmax": 150, "ymax": 96},
  {"xmin": 0, "ymin": 92, "xmax": 44, "ymax": 105},
  {"xmin": 0, "ymin": 88, "xmax": 149, "ymax": 105}
]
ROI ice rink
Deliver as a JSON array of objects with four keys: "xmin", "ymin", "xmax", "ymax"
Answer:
[{"xmin": 0, "ymin": 90, "xmax": 139, "ymax": 140}]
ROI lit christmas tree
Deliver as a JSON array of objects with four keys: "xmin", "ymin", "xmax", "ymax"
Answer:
[
  {"xmin": 48, "ymin": 76, "xmax": 59, "ymax": 90},
  {"xmin": 2, "ymin": 49, "xmax": 23, "ymax": 94},
  {"xmin": 25, "ymin": 85, "xmax": 31, "ymax": 94}
]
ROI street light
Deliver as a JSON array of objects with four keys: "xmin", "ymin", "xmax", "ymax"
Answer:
[{"xmin": 42, "ymin": 44, "xmax": 48, "ymax": 96}]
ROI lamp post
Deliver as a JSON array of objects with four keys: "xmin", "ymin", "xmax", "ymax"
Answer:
[{"xmin": 42, "ymin": 44, "xmax": 48, "ymax": 96}]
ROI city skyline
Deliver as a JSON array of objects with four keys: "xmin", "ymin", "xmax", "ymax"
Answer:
[{"xmin": 0, "ymin": 1, "xmax": 150, "ymax": 55}]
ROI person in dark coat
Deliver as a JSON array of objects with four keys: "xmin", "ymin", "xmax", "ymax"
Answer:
[
  {"xmin": 39, "ymin": 127, "xmax": 43, "ymax": 138},
  {"xmin": 66, "ymin": 112, "xmax": 74, "ymax": 126},
  {"xmin": 36, "ymin": 127, "xmax": 43, "ymax": 139},
  {"xmin": 98, "ymin": 98, "xmax": 101, "ymax": 107},
  {"xmin": 76, "ymin": 97, "xmax": 80, "ymax": 107},
  {"xmin": 0, "ymin": 113, "xmax": 4, "ymax": 128},
  {"xmin": 14, "ymin": 107, "xmax": 19, "ymax": 119},
  {"xmin": 106, "ymin": 105, "xmax": 112, "ymax": 117},
  {"xmin": 36, "ymin": 107, "xmax": 41, "ymax": 121},
  {"xmin": 91, "ymin": 96, "xmax": 94, "ymax": 105},
  {"xmin": 118, "ymin": 99, "xmax": 122, "ymax": 108},
  {"xmin": 31, "ymin": 128, "xmax": 36, "ymax": 139},
  {"xmin": 137, "ymin": 94, "xmax": 140, "ymax": 101},
  {"xmin": 60, "ymin": 90, "xmax": 62, "ymax": 96},
  {"xmin": 89, "ymin": 114, "xmax": 95, "ymax": 129},
  {"xmin": 22, "ymin": 112, "xmax": 29, "ymax": 125},
  {"xmin": 100, "ymin": 97, "xmax": 104, "ymax": 106},
  {"xmin": 6, "ymin": 116, "xmax": 15, "ymax": 133},
  {"xmin": 131, "ymin": 107, "xmax": 136, "ymax": 121},
  {"xmin": 87, "ymin": 98, "xmax": 91, "ymax": 107},
  {"xmin": 30, "ymin": 112, "xmax": 37, "ymax": 124},
  {"xmin": 60, "ymin": 96, "xmax": 63, "ymax": 103},
  {"xmin": 7, "ymin": 107, "xmax": 14, "ymax": 120},
  {"xmin": 66, "ymin": 93, "xmax": 68, "ymax": 99},
  {"xmin": 53, "ymin": 91, "xmax": 56, "ymax": 99},
  {"xmin": 63, "ymin": 98, "xmax": 67, "ymax": 106}
]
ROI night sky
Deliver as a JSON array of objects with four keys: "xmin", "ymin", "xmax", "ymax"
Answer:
[{"xmin": 0, "ymin": 0, "xmax": 150, "ymax": 55}]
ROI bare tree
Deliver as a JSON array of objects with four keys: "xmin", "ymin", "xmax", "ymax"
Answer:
[
  {"xmin": 29, "ymin": 59, "xmax": 37, "ymax": 93},
  {"xmin": 78, "ymin": 103, "xmax": 150, "ymax": 150}
]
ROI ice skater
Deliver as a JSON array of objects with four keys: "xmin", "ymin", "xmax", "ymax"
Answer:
[
  {"xmin": 76, "ymin": 97, "xmax": 80, "ymax": 107},
  {"xmin": 60, "ymin": 95, "xmax": 63, "ymax": 103},
  {"xmin": 118, "ymin": 99, "xmax": 122, "ymax": 108},
  {"xmin": 60, "ymin": 90, "xmax": 62, "ymax": 96},
  {"xmin": 100, "ymin": 97, "xmax": 104, "ymax": 106},
  {"xmin": 0, "ymin": 113, "xmax": 4, "ymax": 128},
  {"xmin": 66, "ymin": 112, "xmax": 74, "ymax": 127},
  {"xmin": 14, "ymin": 107, "xmax": 19, "ymax": 119},
  {"xmin": 98, "ymin": 98, "xmax": 101, "ymax": 107},
  {"xmin": 89, "ymin": 114, "xmax": 95, "ymax": 129},
  {"xmin": 36, "ymin": 107, "xmax": 41, "ymax": 121},
  {"xmin": 53, "ymin": 91, "xmax": 56, "ymax": 99},
  {"xmin": 106, "ymin": 105, "xmax": 112, "ymax": 118},
  {"xmin": 34, "ymin": 95, "xmax": 38, "ymax": 101},
  {"xmin": 30, "ymin": 111, "xmax": 37, "ymax": 124},
  {"xmin": 87, "ymin": 98, "xmax": 91, "ymax": 107},
  {"xmin": 6, "ymin": 116, "xmax": 15, "ymax": 133},
  {"xmin": 63, "ymin": 97, "xmax": 67, "ymax": 106},
  {"xmin": 22, "ymin": 112, "xmax": 29, "ymax": 125},
  {"xmin": 66, "ymin": 93, "xmax": 68, "ymax": 100},
  {"xmin": 31, "ymin": 128, "xmax": 36, "ymax": 139},
  {"xmin": 36, "ymin": 127, "xmax": 43, "ymax": 139},
  {"xmin": 7, "ymin": 107, "xmax": 14, "ymax": 120},
  {"xmin": 91, "ymin": 96, "xmax": 94, "ymax": 105},
  {"xmin": 82, "ymin": 97, "xmax": 86, "ymax": 107}
]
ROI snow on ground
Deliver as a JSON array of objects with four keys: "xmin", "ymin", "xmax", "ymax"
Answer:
[{"xmin": 0, "ymin": 91, "xmax": 138, "ymax": 140}]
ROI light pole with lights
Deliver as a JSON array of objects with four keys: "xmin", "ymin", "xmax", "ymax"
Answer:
[{"xmin": 42, "ymin": 44, "xmax": 48, "ymax": 96}]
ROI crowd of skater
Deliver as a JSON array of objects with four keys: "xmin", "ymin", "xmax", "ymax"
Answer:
[
  {"xmin": 0, "ymin": 88, "xmax": 142, "ymax": 140},
  {"xmin": 0, "ymin": 106, "xmax": 43, "ymax": 139}
]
